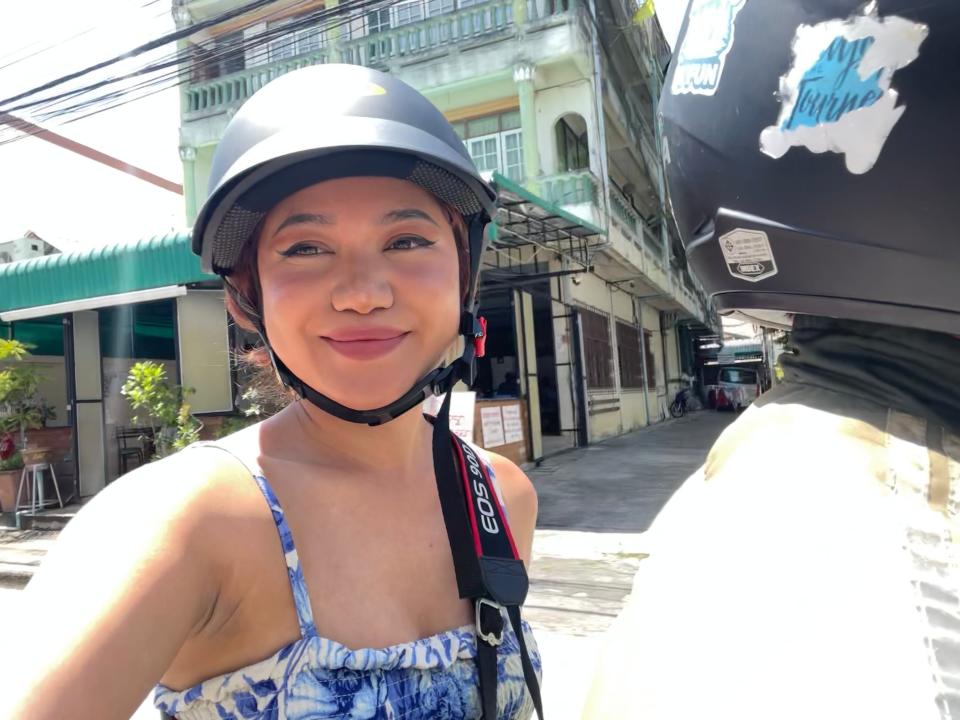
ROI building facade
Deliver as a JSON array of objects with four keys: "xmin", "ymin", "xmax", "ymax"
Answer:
[{"xmin": 172, "ymin": 0, "xmax": 717, "ymax": 457}]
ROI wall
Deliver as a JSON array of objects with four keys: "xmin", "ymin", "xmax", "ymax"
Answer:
[{"xmin": 534, "ymin": 69, "xmax": 593, "ymax": 176}]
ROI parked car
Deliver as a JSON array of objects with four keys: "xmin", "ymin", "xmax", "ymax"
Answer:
[{"xmin": 715, "ymin": 366, "xmax": 760, "ymax": 411}]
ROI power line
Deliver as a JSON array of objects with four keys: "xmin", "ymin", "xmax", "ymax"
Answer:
[
  {"xmin": 0, "ymin": 0, "xmax": 287, "ymax": 109},
  {"xmin": 0, "ymin": 0, "xmax": 395, "ymax": 146}
]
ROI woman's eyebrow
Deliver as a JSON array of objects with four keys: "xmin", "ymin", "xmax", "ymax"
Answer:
[
  {"xmin": 380, "ymin": 208, "xmax": 439, "ymax": 226},
  {"xmin": 274, "ymin": 213, "xmax": 333, "ymax": 235}
]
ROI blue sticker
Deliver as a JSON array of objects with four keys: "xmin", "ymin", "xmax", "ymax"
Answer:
[
  {"xmin": 760, "ymin": 6, "xmax": 928, "ymax": 174},
  {"xmin": 670, "ymin": 0, "xmax": 747, "ymax": 96},
  {"xmin": 783, "ymin": 36, "xmax": 883, "ymax": 131}
]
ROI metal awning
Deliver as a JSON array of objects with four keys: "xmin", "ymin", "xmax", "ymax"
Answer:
[
  {"xmin": 487, "ymin": 172, "xmax": 606, "ymax": 276},
  {"xmin": 0, "ymin": 232, "xmax": 213, "ymax": 319}
]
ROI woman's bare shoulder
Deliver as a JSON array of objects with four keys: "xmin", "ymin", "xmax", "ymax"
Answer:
[{"xmin": 482, "ymin": 451, "xmax": 538, "ymax": 566}]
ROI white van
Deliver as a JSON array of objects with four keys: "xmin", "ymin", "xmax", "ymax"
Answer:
[{"xmin": 715, "ymin": 366, "xmax": 760, "ymax": 411}]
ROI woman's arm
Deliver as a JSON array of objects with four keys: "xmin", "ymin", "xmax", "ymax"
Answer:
[{"xmin": 0, "ymin": 449, "xmax": 232, "ymax": 720}]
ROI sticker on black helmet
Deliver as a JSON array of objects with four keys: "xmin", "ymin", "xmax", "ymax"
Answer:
[
  {"xmin": 719, "ymin": 229, "xmax": 778, "ymax": 282},
  {"xmin": 670, "ymin": 0, "xmax": 747, "ymax": 96},
  {"xmin": 759, "ymin": 2, "xmax": 928, "ymax": 174}
]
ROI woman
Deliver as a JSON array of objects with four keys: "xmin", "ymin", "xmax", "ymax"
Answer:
[{"xmin": 2, "ymin": 64, "xmax": 542, "ymax": 720}]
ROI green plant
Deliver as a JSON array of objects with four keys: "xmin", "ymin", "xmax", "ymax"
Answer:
[
  {"xmin": 0, "ymin": 339, "xmax": 51, "ymax": 452},
  {"xmin": 0, "ymin": 451, "xmax": 23, "ymax": 472},
  {"xmin": 212, "ymin": 383, "xmax": 287, "ymax": 439},
  {"xmin": 121, "ymin": 361, "xmax": 202, "ymax": 460}
]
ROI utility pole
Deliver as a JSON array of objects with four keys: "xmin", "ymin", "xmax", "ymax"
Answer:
[{"xmin": 0, "ymin": 112, "xmax": 182, "ymax": 195}]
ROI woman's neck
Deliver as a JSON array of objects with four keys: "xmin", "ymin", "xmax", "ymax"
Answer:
[{"xmin": 266, "ymin": 397, "xmax": 435, "ymax": 477}]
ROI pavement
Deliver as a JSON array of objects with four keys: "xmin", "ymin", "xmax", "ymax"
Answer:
[
  {"xmin": 0, "ymin": 409, "xmax": 735, "ymax": 718},
  {"xmin": 523, "ymin": 410, "xmax": 734, "ymax": 717}
]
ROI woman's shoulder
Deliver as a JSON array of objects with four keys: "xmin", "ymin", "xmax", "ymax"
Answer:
[{"xmin": 475, "ymin": 448, "xmax": 538, "ymax": 565}]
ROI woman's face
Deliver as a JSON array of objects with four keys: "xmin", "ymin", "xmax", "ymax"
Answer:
[{"xmin": 256, "ymin": 176, "xmax": 462, "ymax": 411}]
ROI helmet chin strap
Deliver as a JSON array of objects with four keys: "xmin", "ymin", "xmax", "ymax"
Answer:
[{"xmin": 253, "ymin": 309, "xmax": 486, "ymax": 426}]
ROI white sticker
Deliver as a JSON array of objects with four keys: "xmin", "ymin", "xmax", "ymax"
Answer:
[
  {"xmin": 759, "ymin": 2, "xmax": 928, "ymax": 174},
  {"xmin": 670, "ymin": 0, "xmax": 747, "ymax": 96},
  {"xmin": 719, "ymin": 229, "xmax": 778, "ymax": 282},
  {"xmin": 501, "ymin": 404, "xmax": 524, "ymax": 445},
  {"xmin": 480, "ymin": 406, "xmax": 506, "ymax": 448}
]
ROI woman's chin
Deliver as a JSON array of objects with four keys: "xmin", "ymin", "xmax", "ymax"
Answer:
[{"xmin": 312, "ymin": 380, "xmax": 425, "ymax": 413}]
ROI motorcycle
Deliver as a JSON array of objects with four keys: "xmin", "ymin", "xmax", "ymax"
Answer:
[{"xmin": 669, "ymin": 388, "xmax": 688, "ymax": 418}]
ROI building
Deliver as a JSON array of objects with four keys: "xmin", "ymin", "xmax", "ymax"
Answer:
[
  {"xmin": 0, "ymin": 231, "xmax": 59, "ymax": 264},
  {"xmin": 172, "ymin": 0, "xmax": 717, "ymax": 455},
  {"xmin": 0, "ymin": 1, "xmax": 719, "ymax": 513}
]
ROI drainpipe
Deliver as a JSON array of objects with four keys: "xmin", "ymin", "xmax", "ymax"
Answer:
[{"xmin": 586, "ymin": 0, "xmax": 611, "ymax": 232}]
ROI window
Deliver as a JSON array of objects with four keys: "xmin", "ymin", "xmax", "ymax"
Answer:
[
  {"xmin": 616, "ymin": 322, "xmax": 644, "ymax": 389},
  {"xmin": 580, "ymin": 308, "xmax": 613, "ymax": 389},
  {"xmin": 395, "ymin": 0, "xmax": 425, "ymax": 25},
  {"xmin": 719, "ymin": 368, "xmax": 757, "ymax": 385},
  {"xmin": 642, "ymin": 329, "xmax": 657, "ymax": 389},
  {"xmin": 267, "ymin": 18, "xmax": 327, "ymax": 63},
  {"xmin": 367, "ymin": 8, "xmax": 392, "ymax": 33},
  {"xmin": 217, "ymin": 31, "xmax": 246, "ymax": 75},
  {"xmin": 460, "ymin": 110, "xmax": 524, "ymax": 181},
  {"xmin": 555, "ymin": 116, "xmax": 590, "ymax": 172}
]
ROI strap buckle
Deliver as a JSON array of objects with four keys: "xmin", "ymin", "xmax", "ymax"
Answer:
[{"xmin": 476, "ymin": 597, "xmax": 504, "ymax": 647}]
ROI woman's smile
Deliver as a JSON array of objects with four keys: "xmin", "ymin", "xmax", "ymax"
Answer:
[{"xmin": 321, "ymin": 327, "xmax": 410, "ymax": 361}]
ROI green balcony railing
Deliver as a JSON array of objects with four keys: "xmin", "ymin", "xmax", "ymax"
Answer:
[
  {"xmin": 183, "ymin": 0, "xmax": 577, "ymax": 117},
  {"xmin": 339, "ymin": 0, "xmax": 516, "ymax": 67},
  {"xmin": 609, "ymin": 184, "xmax": 664, "ymax": 269},
  {"xmin": 540, "ymin": 169, "xmax": 599, "ymax": 207},
  {"xmin": 185, "ymin": 48, "xmax": 330, "ymax": 115}
]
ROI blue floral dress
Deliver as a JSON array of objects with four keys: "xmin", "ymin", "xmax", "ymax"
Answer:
[{"xmin": 154, "ymin": 451, "xmax": 542, "ymax": 720}]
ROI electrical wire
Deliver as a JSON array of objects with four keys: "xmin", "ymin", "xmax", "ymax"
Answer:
[{"xmin": 0, "ymin": 0, "xmax": 398, "ymax": 146}]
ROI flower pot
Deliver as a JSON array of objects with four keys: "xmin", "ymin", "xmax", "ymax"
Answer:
[
  {"xmin": 21, "ymin": 447, "xmax": 54, "ymax": 466},
  {"xmin": 0, "ymin": 468, "xmax": 23, "ymax": 512}
]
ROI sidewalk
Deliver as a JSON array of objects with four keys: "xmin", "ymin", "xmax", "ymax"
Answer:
[{"xmin": 0, "ymin": 529, "xmax": 59, "ymax": 587}]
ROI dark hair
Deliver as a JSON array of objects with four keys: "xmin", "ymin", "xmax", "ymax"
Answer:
[{"xmin": 223, "ymin": 199, "xmax": 471, "ymax": 396}]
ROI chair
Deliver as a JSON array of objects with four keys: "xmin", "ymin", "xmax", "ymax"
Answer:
[
  {"xmin": 117, "ymin": 426, "xmax": 151, "ymax": 475},
  {"xmin": 15, "ymin": 462, "xmax": 64, "ymax": 514}
]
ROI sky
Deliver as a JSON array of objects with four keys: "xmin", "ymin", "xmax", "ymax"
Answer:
[
  {"xmin": 0, "ymin": 0, "xmax": 689, "ymax": 254},
  {"xmin": 0, "ymin": 1, "xmax": 184, "ymax": 252}
]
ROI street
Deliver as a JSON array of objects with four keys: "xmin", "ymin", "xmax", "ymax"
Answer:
[
  {"xmin": 0, "ymin": 410, "xmax": 734, "ymax": 718},
  {"xmin": 524, "ymin": 410, "xmax": 733, "ymax": 718}
]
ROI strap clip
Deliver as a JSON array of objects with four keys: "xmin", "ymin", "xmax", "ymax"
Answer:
[{"xmin": 476, "ymin": 597, "xmax": 504, "ymax": 647}]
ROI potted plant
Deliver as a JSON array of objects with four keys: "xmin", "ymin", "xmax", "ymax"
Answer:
[
  {"xmin": 0, "ymin": 339, "xmax": 54, "ymax": 466},
  {"xmin": 0, "ymin": 433, "xmax": 24, "ymax": 512},
  {"xmin": 121, "ymin": 361, "xmax": 202, "ymax": 461}
]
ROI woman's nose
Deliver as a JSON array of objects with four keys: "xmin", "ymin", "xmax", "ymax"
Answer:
[{"xmin": 330, "ymin": 260, "xmax": 394, "ymax": 315}]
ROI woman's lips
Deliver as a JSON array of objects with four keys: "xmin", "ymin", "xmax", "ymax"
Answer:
[{"xmin": 321, "ymin": 332, "xmax": 408, "ymax": 360}]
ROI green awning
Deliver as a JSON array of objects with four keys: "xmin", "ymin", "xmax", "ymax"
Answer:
[
  {"xmin": 492, "ymin": 171, "xmax": 606, "ymax": 238},
  {"xmin": 0, "ymin": 232, "xmax": 214, "ymax": 317}
]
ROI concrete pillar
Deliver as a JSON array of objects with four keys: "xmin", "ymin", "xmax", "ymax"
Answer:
[
  {"xmin": 513, "ymin": 64, "xmax": 541, "ymax": 192},
  {"xmin": 179, "ymin": 145, "xmax": 198, "ymax": 225},
  {"xmin": 325, "ymin": 0, "xmax": 341, "ymax": 56},
  {"xmin": 512, "ymin": 0, "xmax": 527, "ymax": 26}
]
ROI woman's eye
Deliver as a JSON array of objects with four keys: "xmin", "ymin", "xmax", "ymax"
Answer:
[
  {"xmin": 387, "ymin": 235, "xmax": 435, "ymax": 251},
  {"xmin": 281, "ymin": 244, "xmax": 328, "ymax": 257}
]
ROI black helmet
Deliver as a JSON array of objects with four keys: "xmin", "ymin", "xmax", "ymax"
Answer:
[
  {"xmin": 660, "ymin": 0, "xmax": 958, "ymax": 334},
  {"xmin": 192, "ymin": 63, "xmax": 494, "ymax": 425}
]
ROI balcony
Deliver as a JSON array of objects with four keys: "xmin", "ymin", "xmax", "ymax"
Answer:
[
  {"xmin": 183, "ymin": 0, "xmax": 575, "ymax": 119},
  {"xmin": 339, "ymin": 0, "xmax": 516, "ymax": 68},
  {"xmin": 608, "ymin": 183, "xmax": 664, "ymax": 271},
  {"xmin": 185, "ymin": 48, "xmax": 330, "ymax": 117},
  {"xmin": 540, "ymin": 169, "xmax": 598, "ymax": 206}
]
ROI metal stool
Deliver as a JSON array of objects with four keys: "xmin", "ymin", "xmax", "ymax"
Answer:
[{"xmin": 15, "ymin": 463, "xmax": 64, "ymax": 514}]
